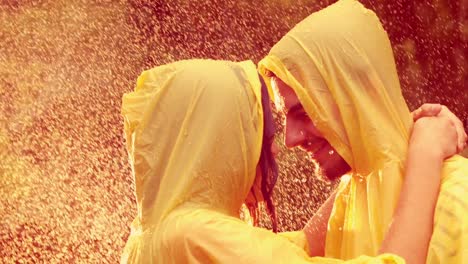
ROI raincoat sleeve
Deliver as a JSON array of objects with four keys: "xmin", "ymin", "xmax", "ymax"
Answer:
[
  {"xmin": 426, "ymin": 156, "xmax": 468, "ymax": 264},
  {"xmin": 169, "ymin": 212, "xmax": 405, "ymax": 264},
  {"xmin": 326, "ymin": 163, "xmax": 406, "ymax": 259}
]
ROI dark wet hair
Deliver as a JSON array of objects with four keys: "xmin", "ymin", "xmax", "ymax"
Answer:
[{"xmin": 248, "ymin": 75, "xmax": 279, "ymax": 232}]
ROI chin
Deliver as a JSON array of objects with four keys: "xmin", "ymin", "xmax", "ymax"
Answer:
[
  {"xmin": 323, "ymin": 168, "xmax": 344, "ymax": 182},
  {"xmin": 321, "ymin": 160, "xmax": 351, "ymax": 182}
]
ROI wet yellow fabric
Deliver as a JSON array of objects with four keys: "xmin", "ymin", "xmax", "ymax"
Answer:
[
  {"xmin": 120, "ymin": 59, "xmax": 405, "ymax": 263},
  {"xmin": 427, "ymin": 156, "xmax": 468, "ymax": 264},
  {"xmin": 258, "ymin": 0, "xmax": 468, "ymax": 263}
]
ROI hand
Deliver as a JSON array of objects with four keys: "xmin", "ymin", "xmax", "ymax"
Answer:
[
  {"xmin": 412, "ymin": 103, "xmax": 467, "ymax": 152},
  {"xmin": 410, "ymin": 115, "xmax": 458, "ymax": 160}
]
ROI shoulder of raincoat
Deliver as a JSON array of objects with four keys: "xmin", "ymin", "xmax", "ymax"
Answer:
[
  {"xmin": 258, "ymin": 0, "xmax": 468, "ymax": 263},
  {"xmin": 427, "ymin": 155, "xmax": 468, "ymax": 264}
]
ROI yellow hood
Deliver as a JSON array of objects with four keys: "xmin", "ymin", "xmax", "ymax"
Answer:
[
  {"xmin": 121, "ymin": 59, "xmax": 263, "ymax": 262},
  {"xmin": 259, "ymin": 0, "xmax": 468, "ymax": 262},
  {"xmin": 259, "ymin": 0, "xmax": 412, "ymax": 174}
]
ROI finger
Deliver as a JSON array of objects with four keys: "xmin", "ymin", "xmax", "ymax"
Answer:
[
  {"xmin": 453, "ymin": 120, "xmax": 465, "ymax": 153},
  {"xmin": 463, "ymin": 119, "xmax": 468, "ymax": 151},
  {"xmin": 462, "ymin": 124, "xmax": 467, "ymax": 143},
  {"xmin": 455, "ymin": 128, "xmax": 465, "ymax": 153},
  {"xmin": 448, "ymin": 120, "xmax": 459, "ymax": 156},
  {"xmin": 412, "ymin": 108, "xmax": 422, "ymax": 121},
  {"xmin": 413, "ymin": 103, "xmax": 442, "ymax": 121},
  {"xmin": 440, "ymin": 105, "xmax": 464, "ymax": 130},
  {"xmin": 456, "ymin": 129, "xmax": 467, "ymax": 153},
  {"xmin": 463, "ymin": 118, "xmax": 468, "ymax": 141},
  {"xmin": 441, "ymin": 106, "xmax": 466, "ymax": 153},
  {"xmin": 460, "ymin": 126, "xmax": 467, "ymax": 152},
  {"xmin": 421, "ymin": 103, "xmax": 442, "ymax": 116}
]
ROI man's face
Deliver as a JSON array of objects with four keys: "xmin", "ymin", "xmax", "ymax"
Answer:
[{"xmin": 271, "ymin": 76, "xmax": 350, "ymax": 181}]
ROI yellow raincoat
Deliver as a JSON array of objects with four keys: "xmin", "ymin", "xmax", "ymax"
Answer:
[
  {"xmin": 120, "ymin": 59, "xmax": 404, "ymax": 263},
  {"xmin": 259, "ymin": 0, "xmax": 468, "ymax": 263}
]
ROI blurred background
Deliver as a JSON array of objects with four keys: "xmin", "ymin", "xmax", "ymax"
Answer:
[{"xmin": 0, "ymin": 0, "xmax": 466, "ymax": 262}]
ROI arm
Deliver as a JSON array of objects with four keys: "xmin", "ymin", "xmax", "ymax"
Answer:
[
  {"xmin": 379, "ymin": 116, "xmax": 458, "ymax": 264},
  {"xmin": 303, "ymin": 190, "xmax": 336, "ymax": 257},
  {"xmin": 379, "ymin": 140, "xmax": 442, "ymax": 264}
]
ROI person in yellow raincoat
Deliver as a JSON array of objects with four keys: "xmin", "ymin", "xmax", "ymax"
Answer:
[
  {"xmin": 258, "ymin": 0, "xmax": 468, "ymax": 264},
  {"xmin": 120, "ymin": 58, "xmax": 460, "ymax": 264}
]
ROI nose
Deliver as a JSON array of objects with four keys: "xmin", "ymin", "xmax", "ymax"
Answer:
[{"xmin": 284, "ymin": 116, "xmax": 307, "ymax": 148}]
